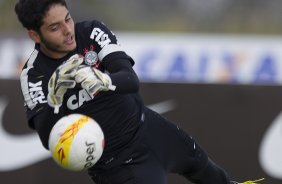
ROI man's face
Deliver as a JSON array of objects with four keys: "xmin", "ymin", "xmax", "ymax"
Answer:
[{"xmin": 38, "ymin": 4, "xmax": 76, "ymax": 59}]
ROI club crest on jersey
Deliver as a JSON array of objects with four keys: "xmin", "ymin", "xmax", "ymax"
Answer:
[
  {"xmin": 84, "ymin": 51, "xmax": 98, "ymax": 66},
  {"xmin": 83, "ymin": 45, "xmax": 99, "ymax": 66}
]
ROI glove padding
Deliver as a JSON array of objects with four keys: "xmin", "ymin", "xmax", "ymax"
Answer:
[
  {"xmin": 47, "ymin": 54, "xmax": 84, "ymax": 113},
  {"xmin": 75, "ymin": 65, "xmax": 116, "ymax": 97}
]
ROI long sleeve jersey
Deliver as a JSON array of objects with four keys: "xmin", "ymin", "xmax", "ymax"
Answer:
[{"xmin": 20, "ymin": 20, "xmax": 144, "ymax": 164}]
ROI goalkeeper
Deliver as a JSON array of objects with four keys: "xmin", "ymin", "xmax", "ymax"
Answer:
[{"xmin": 15, "ymin": 0, "xmax": 262, "ymax": 184}]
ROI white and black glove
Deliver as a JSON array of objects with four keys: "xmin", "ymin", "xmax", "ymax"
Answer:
[
  {"xmin": 47, "ymin": 54, "xmax": 84, "ymax": 113},
  {"xmin": 75, "ymin": 65, "xmax": 116, "ymax": 97}
]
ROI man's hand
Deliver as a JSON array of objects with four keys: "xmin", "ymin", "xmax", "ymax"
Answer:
[
  {"xmin": 75, "ymin": 65, "xmax": 116, "ymax": 97},
  {"xmin": 47, "ymin": 54, "xmax": 84, "ymax": 113}
]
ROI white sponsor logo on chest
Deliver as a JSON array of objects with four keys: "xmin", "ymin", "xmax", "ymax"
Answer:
[{"xmin": 66, "ymin": 89, "xmax": 92, "ymax": 110}]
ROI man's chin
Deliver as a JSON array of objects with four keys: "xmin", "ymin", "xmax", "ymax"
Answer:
[
  {"xmin": 61, "ymin": 47, "xmax": 75, "ymax": 54},
  {"xmin": 66, "ymin": 43, "xmax": 76, "ymax": 52}
]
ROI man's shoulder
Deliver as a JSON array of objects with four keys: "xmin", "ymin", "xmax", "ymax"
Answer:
[{"xmin": 20, "ymin": 48, "xmax": 49, "ymax": 79}]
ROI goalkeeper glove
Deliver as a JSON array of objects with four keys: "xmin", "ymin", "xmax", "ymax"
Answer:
[
  {"xmin": 75, "ymin": 65, "xmax": 116, "ymax": 97},
  {"xmin": 47, "ymin": 54, "xmax": 84, "ymax": 113}
]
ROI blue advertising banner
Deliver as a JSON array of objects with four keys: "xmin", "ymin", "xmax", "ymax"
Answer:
[{"xmin": 2, "ymin": 34, "xmax": 282, "ymax": 85}]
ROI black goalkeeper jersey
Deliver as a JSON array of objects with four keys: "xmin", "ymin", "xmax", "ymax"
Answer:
[{"xmin": 20, "ymin": 20, "xmax": 144, "ymax": 163}]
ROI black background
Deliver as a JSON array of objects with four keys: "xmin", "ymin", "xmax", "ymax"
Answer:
[{"xmin": 0, "ymin": 80, "xmax": 281, "ymax": 184}]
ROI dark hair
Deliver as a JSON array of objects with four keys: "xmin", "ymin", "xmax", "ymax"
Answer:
[{"xmin": 15, "ymin": 0, "xmax": 68, "ymax": 32}]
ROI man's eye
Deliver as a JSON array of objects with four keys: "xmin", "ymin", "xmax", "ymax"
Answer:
[
  {"xmin": 66, "ymin": 17, "xmax": 72, "ymax": 22},
  {"xmin": 50, "ymin": 26, "xmax": 58, "ymax": 31}
]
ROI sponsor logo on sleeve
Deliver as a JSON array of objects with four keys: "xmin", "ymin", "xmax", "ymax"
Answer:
[
  {"xmin": 90, "ymin": 27, "xmax": 111, "ymax": 48},
  {"xmin": 28, "ymin": 81, "xmax": 47, "ymax": 105}
]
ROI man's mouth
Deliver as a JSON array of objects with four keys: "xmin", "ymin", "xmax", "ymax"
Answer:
[{"xmin": 65, "ymin": 35, "xmax": 74, "ymax": 45}]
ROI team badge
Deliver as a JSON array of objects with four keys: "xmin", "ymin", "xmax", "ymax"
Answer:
[{"xmin": 84, "ymin": 51, "xmax": 98, "ymax": 66}]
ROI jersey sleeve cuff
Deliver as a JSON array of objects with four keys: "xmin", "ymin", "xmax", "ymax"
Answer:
[{"xmin": 98, "ymin": 44, "xmax": 123, "ymax": 61}]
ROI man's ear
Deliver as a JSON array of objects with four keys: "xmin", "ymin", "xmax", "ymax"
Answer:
[{"xmin": 28, "ymin": 30, "xmax": 41, "ymax": 43}]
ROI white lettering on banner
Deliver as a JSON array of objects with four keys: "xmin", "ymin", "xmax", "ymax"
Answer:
[
  {"xmin": 28, "ymin": 81, "xmax": 47, "ymax": 104},
  {"xmin": 90, "ymin": 27, "xmax": 111, "ymax": 48},
  {"xmin": 0, "ymin": 97, "xmax": 50, "ymax": 172},
  {"xmin": 259, "ymin": 111, "xmax": 282, "ymax": 179}
]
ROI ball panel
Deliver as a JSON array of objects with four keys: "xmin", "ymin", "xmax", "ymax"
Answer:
[
  {"xmin": 69, "ymin": 121, "xmax": 104, "ymax": 170},
  {"xmin": 48, "ymin": 114, "xmax": 104, "ymax": 171}
]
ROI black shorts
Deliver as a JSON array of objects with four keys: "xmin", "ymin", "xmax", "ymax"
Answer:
[{"xmin": 88, "ymin": 107, "xmax": 229, "ymax": 184}]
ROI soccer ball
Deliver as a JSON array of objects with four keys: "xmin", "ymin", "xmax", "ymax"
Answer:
[{"xmin": 48, "ymin": 114, "xmax": 104, "ymax": 171}]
